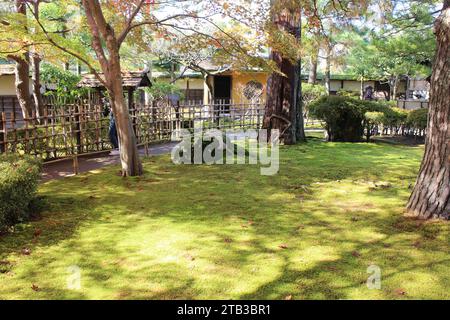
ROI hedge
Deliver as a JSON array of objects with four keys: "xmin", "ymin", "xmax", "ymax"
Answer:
[
  {"xmin": 309, "ymin": 96, "xmax": 431, "ymax": 142},
  {"xmin": 309, "ymin": 96, "xmax": 390, "ymax": 142},
  {"xmin": 0, "ymin": 154, "xmax": 42, "ymax": 232},
  {"xmin": 407, "ymin": 108, "xmax": 429, "ymax": 131}
]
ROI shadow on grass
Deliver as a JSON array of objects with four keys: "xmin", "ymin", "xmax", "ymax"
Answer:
[{"xmin": 0, "ymin": 140, "xmax": 448, "ymax": 299}]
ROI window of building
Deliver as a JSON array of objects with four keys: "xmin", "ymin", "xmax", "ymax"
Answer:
[
  {"xmin": 184, "ymin": 89, "xmax": 204, "ymax": 103},
  {"xmin": 243, "ymin": 81, "xmax": 264, "ymax": 101}
]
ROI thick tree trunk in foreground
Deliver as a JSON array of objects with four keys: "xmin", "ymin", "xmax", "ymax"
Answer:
[
  {"xmin": 406, "ymin": 1, "xmax": 450, "ymax": 220},
  {"xmin": 264, "ymin": 2, "xmax": 305, "ymax": 144},
  {"xmin": 82, "ymin": 0, "xmax": 142, "ymax": 177},
  {"xmin": 264, "ymin": 53, "xmax": 298, "ymax": 144}
]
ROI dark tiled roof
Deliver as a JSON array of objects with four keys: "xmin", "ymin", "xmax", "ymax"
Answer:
[{"xmin": 78, "ymin": 71, "xmax": 152, "ymax": 88}]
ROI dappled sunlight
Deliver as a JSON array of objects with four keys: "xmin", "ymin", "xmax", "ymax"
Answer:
[{"xmin": 0, "ymin": 140, "xmax": 448, "ymax": 299}]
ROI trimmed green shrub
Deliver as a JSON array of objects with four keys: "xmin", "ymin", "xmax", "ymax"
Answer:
[
  {"xmin": 407, "ymin": 108, "xmax": 429, "ymax": 130},
  {"xmin": 336, "ymin": 89, "xmax": 360, "ymax": 98},
  {"xmin": 381, "ymin": 107, "xmax": 409, "ymax": 128},
  {"xmin": 0, "ymin": 154, "xmax": 42, "ymax": 232},
  {"xmin": 309, "ymin": 96, "xmax": 390, "ymax": 142},
  {"xmin": 364, "ymin": 112, "xmax": 384, "ymax": 142}
]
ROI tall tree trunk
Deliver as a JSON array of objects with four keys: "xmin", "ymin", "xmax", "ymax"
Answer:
[
  {"xmin": 264, "ymin": 53, "xmax": 297, "ymax": 144},
  {"xmin": 31, "ymin": 54, "xmax": 44, "ymax": 122},
  {"xmin": 324, "ymin": 54, "xmax": 331, "ymax": 95},
  {"xmin": 392, "ymin": 75, "xmax": 398, "ymax": 100},
  {"xmin": 406, "ymin": 0, "xmax": 450, "ymax": 220},
  {"xmin": 295, "ymin": 12, "xmax": 305, "ymax": 142},
  {"xmin": 10, "ymin": 55, "xmax": 33, "ymax": 119},
  {"xmin": 109, "ymin": 69, "xmax": 143, "ymax": 177},
  {"xmin": 81, "ymin": 0, "xmax": 142, "ymax": 177},
  {"xmin": 263, "ymin": 1, "xmax": 303, "ymax": 144},
  {"xmin": 9, "ymin": 0, "xmax": 33, "ymax": 120},
  {"xmin": 308, "ymin": 54, "xmax": 318, "ymax": 84},
  {"xmin": 30, "ymin": 1, "xmax": 44, "ymax": 122}
]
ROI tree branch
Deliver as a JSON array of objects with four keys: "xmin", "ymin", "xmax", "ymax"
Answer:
[{"xmin": 117, "ymin": 0, "xmax": 146, "ymax": 47}]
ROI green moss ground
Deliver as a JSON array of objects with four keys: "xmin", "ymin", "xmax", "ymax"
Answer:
[{"xmin": 0, "ymin": 139, "xmax": 448, "ymax": 299}]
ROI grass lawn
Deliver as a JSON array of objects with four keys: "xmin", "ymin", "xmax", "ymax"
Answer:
[{"xmin": 0, "ymin": 138, "xmax": 449, "ymax": 299}]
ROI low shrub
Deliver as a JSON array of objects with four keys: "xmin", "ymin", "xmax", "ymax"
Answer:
[
  {"xmin": 309, "ymin": 96, "xmax": 390, "ymax": 142},
  {"xmin": 336, "ymin": 90, "xmax": 360, "ymax": 98},
  {"xmin": 407, "ymin": 108, "xmax": 429, "ymax": 131},
  {"xmin": 381, "ymin": 107, "xmax": 409, "ymax": 128},
  {"xmin": 364, "ymin": 112, "xmax": 385, "ymax": 142},
  {"xmin": 0, "ymin": 154, "xmax": 42, "ymax": 232}
]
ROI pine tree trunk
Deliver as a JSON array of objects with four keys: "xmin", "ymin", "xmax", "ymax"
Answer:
[{"xmin": 406, "ymin": 1, "xmax": 450, "ymax": 220}]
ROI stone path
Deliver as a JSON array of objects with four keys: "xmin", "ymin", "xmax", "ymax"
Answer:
[
  {"xmin": 41, "ymin": 142, "xmax": 178, "ymax": 181},
  {"xmin": 41, "ymin": 129, "xmax": 325, "ymax": 181}
]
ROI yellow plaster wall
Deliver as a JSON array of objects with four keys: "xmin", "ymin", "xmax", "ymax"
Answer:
[
  {"xmin": 230, "ymin": 72, "xmax": 269, "ymax": 103},
  {"xmin": 0, "ymin": 75, "xmax": 17, "ymax": 96}
]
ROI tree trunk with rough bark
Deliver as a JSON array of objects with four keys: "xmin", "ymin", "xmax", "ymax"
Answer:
[
  {"xmin": 263, "ymin": 1, "xmax": 304, "ymax": 144},
  {"xmin": 406, "ymin": 0, "xmax": 450, "ymax": 220},
  {"xmin": 264, "ymin": 53, "xmax": 297, "ymax": 144}
]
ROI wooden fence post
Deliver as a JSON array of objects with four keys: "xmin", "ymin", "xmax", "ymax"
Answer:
[
  {"xmin": 73, "ymin": 155, "xmax": 79, "ymax": 175},
  {"xmin": 75, "ymin": 104, "xmax": 82, "ymax": 153}
]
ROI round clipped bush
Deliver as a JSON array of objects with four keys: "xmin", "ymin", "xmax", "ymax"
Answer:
[
  {"xmin": 0, "ymin": 155, "xmax": 42, "ymax": 232},
  {"xmin": 407, "ymin": 108, "xmax": 429, "ymax": 130},
  {"xmin": 381, "ymin": 107, "xmax": 409, "ymax": 128},
  {"xmin": 309, "ymin": 96, "xmax": 390, "ymax": 142}
]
